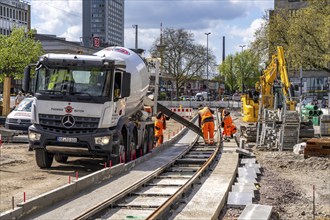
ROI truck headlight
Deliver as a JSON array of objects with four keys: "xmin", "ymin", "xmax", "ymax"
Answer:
[
  {"xmin": 29, "ymin": 131, "xmax": 41, "ymax": 141},
  {"xmin": 95, "ymin": 136, "xmax": 110, "ymax": 145}
]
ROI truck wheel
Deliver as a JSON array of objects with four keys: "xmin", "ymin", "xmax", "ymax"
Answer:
[
  {"xmin": 148, "ymin": 126, "xmax": 154, "ymax": 152},
  {"xmin": 54, "ymin": 155, "xmax": 68, "ymax": 163},
  {"xmin": 35, "ymin": 149, "xmax": 54, "ymax": 168},
  {"xmin": 142, "ymin": 130, "xmax": 149, "ymax": 156},
  {"xmin": 127, "ymin": 134, "xmax": 137, "ymax": 162}
]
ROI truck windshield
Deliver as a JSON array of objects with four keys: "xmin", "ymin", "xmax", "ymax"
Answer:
[{"xmin": 35, "ymin": 67, "xmax": 111, "ymax": 97}]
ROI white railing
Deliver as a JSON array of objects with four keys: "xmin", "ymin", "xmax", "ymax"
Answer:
[{"xmin": 158, "ymin": 100, "xmax": 242, "ymax": 109}]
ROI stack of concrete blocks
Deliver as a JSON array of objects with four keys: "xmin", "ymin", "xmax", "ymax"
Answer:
[
  {"xmin": 278, "ymin": 111, "xmax": 300, "ymax": 151},
  {"xmin": 320, "ymin": 114, "xmax": 330, "ymax": 137},
  {"xmin": 227, "ymin": 158, "xmax": 260, "ymax": 208},
  {"xmin": 227, "ymin": 158, "xmax": 273, "ymax": 219},
  {"xmin": 259, "ymin": 109, "xmax": 278, "ymax": 149}
]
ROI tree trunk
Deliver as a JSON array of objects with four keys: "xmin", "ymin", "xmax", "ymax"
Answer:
[{"xmin": 2, "ymin": 77, "xmax": 12, "ymax": 116}]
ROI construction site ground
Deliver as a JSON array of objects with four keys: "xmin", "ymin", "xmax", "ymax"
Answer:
[{"xmin": 0, "ymin": 112, "xmax": 329, "ymax": 219}]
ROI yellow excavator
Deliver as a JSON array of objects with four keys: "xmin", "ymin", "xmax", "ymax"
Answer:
[{"xmin": 241, "ymin": 46, "xmax": 296, "ymax": 122}]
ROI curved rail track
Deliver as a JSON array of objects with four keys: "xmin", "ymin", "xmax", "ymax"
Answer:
[
  {"xmin": 1, "ymin": 111, "xmax": 230, "ymax": 220},
  {"xmin": 75, "ymin": 111, "xmax": 222, "ymax": 220}
]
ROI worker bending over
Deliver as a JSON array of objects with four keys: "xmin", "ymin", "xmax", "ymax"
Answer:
[
  {"xmin": 154, "ymin": 112, "xmax": 170, "ymax": 147},
  {"xmin": 198, "ymin": 106, "xmax": 215, "ymax": 145},
  {"xmin": 222, "ymin": 110, "xmax": 237, "ymax": 141}
]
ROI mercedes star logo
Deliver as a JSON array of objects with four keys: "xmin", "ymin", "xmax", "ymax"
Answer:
[{"xmin": 62, "ymin": 115, "xmax": 75, "ymax": 128}]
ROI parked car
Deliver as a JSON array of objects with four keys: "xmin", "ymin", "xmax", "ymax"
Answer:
[{"xmin": 5, "ymin": 98, "xmax": 33, "ymax": 133}]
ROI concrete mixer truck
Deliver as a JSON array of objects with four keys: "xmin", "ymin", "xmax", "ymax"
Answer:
[{"xmin": 22, "ymin": 47, "xmax": 156, "ymax": 168}]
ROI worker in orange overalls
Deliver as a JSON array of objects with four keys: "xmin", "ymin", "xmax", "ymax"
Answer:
[
  {"xmin": 154, "ymin": 112, "xmax": 170, "ymax": 147},
  {"xmin": 222, "ymin": 110, "xmax": 237, "ymax": 141},
  {"xmin": 198, "ymin": 106, "xmax": 215, "ymax": 145}
]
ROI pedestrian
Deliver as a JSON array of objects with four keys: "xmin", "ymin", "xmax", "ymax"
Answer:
[
  {"xmin": 154, "ymin": 112, "xmax": 170, "ymax": 147},
  {"xmin": 198, "ymin": 105, "xmax": 215, "ymax": 145},
  {"xmin": 15, "ymin": 91, "xmax": 25, "ymax": 106},
  {"xmin": 222, "ymin": 110, "xmax": 237, "ymax": 141}
]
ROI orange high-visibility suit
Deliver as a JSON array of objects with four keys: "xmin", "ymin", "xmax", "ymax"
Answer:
[
  {"xmin": 154, "ymin": 118, "xmax": 164, "ymax": 146},
  {"xmin": 154, "ymin": 112, "xmax": 170, "ymax": 146},
  {"xmin": 223, "ymin": 114, "xmax": 237, "ymax": 137},
  {"xmin": 198, "ymin": 107, "xmax": 215, "ymax": 145}
]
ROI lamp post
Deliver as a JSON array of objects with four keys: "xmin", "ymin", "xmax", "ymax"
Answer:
[
  {"xmin": 205, "ymin": 32, "xmax": 211, "ymax": 97},
  {"xmin": 239, "ymin": 44, "xmax": 246, "ymax": 53},
  {"xmin": 132, "ymin": 25, "xmax": 138, "ymax": 49},
  {"xmin": 239, "ymin": 44, "xmax": 246, "ymax": 93}
]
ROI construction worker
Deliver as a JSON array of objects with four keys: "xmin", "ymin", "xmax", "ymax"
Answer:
[
  {"xmin": 15, "ymin": 91, "xmax": 25, "ymax": 107},
  {"xmin": 198, "ymin": 105, "xmax": 215, "ymax": 145},
  {"xmin": 154, "ymin": 112, "xmax": 170, "ymax": 147},
  {"xmin": 222, "ymin": 110, "xmax": 237, "ymax": 141}
]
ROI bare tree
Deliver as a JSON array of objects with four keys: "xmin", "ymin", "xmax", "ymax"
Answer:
[{"xmin": 150, "ymin": 28, "xmax": 216, "ymax": 98}]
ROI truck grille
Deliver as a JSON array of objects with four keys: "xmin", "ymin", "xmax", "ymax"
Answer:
[{"xmin": 39, "ymin": 114, "xmax": 100, "ymax": 134}]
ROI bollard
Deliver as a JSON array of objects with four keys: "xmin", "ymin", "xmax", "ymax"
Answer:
[
  {"xmin": 104, "ymin": 162, "xmax": 107, "ymax": 168},
  {"xmin": 68, "ymin": 176, "xmax": 71, "ymax": 184},
  {"xmin": 168, "ymin": 133, "xmax": 170, "ymax": 140},
  {"xmin": 23, "ymin": 192, "xmax": 26, "ymax": 203},
  {"xmin": 110, "ymin": 160, "xmax": 112, "ymax": 168},
  {"xmin": 0, "ymin": 134, "xmax": 2, "ymax": 147},
  {"xmin": 120, "ymin": 155, "xmax": 122, "ymax": 163},
  {"xmin": 12, "ymin": 196, "xmax": 14, "ymax": 210},
  {"xmin": 76, "ymin": 171, "xmax": 78, "ymax": 180}
]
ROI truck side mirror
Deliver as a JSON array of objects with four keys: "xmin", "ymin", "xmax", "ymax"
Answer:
[
  {"xmin": 23, "ymin": 66, "xmax": 31, "ymax": 93},
  {"xmin": 121, "ymin": 72, "xmax": 131, "ymax": 98}
]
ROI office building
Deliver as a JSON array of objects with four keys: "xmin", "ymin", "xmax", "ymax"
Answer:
[
  {"xmin": 82, "ymin": 0, "xmax": 124, "ymax": 48},
  {"xmin": 0, "ymin": 0, "xmax": 30, "ymax": 35}
]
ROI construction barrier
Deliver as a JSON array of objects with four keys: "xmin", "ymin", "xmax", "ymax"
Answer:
[{"xmin": 170, "ymin": 107, "xmax": 193, "ymax": 119}]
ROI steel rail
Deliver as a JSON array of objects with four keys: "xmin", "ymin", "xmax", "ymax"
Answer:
[
  {"xmin": 146, "ymin": 111, "xmax": 222, "ymax": 219},
  {"xmin": 74, "ymin": 134, "xmax": 200, "ymax": 220}
]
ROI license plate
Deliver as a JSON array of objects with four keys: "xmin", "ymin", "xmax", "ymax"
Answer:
[{"xmin": 57, "ymin": 137, "xmax": 77, "ymax": 143}]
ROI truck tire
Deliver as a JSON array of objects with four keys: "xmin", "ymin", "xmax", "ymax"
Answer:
[
  {"xmin": 54, "ymin": 154, "xmax": 68, "ymax": 163},
  {"xmin": 148, "ymin": 126, "xmax": 154, "ymax": 152},
  {"xmin": 35, "ymin": 149, "xmax": 54, "ymax": 168},
  {"xmin": 127, "ymin": 133, "xmax": 137, "ymax": 162},
  {"xmin": 138, "ymin": 130, "xmax": 148, "ymax": 158}
]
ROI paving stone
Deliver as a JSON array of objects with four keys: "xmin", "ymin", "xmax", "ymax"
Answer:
[
  {"xmin": 244, "ymin": 163, "xmax": 261, "ymax": 169},
  {"xmin": 241, "ymin": 158, "xmax": 256, "ymax": 164},
  {"xmin": 234, "ymin": 182, "xmax": 256, "ymax": 187},
  {"xmin": 238, "ymin": 204, "xmax": 273, "ymax": 220},
  {"xmin": 239, "ymin": 167, "xmax": 261, "ymax": 175},
  {"xmin": 236, "ymin": 177, "xmax": 258, "ymax": 184},
  {"xmin": 227, "ymin": 192, "xmax": 253, "ymax": 208},
  {"xmin": 236, "ymin": 148, "xmax": 255, "ymax": 157},
  {"xmin": 238, "ymin": 171, "xmax": 257, "ymax": 179}
]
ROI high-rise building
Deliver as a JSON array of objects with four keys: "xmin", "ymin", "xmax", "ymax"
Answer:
[
  {"xmin": 0, "ymin": 0, "xmax": 30, "ymax": 35},
  {"xmin": 82, "ymin": 0, "xmax": 124, "ymax": 48}
]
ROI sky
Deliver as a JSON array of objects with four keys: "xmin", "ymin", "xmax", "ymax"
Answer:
[{"xmin": 28, "ymin": 0, "xmax": 274, "ymax": 69}]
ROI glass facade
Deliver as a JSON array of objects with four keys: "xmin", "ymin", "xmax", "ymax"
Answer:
[
  {"xmin": 0, "ymin": 0, "xmax": 30, "ymax": 35},
  {"xmin": 291, "ymin": 76, "xmax": 329, "ymax": 100}
]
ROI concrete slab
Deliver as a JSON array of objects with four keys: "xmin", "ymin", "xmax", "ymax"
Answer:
[
  {"xmin": 133, "ymin": 186, "xmax": 180, "ymax": 196},
  {"xmin": 173, "ymin": 153, "xmax": 239, "ymax": 220},
  {"xmin": 227, "ymin": 192, "xmax": 253, "ymax": 208},
  {"xmin": 236, "ymin": 148, "xmax": 255, "ymax": 157},
  {"xmin": 241, "ymin": 158, "xmax": 256, "ymax": 164},
  {"xmin": 148, "ymin": 178, "xmax": 188, "ymax": 186},
  {"xmin": 238, "ymin": 171, "xmax": 257, "ymax": 179},
  {"xmin": 239, "ymin": 167, "xmax": 261, "ymax": 175},
  {"xmin": 101, "ymin": 207, "xmax": 154, "ymax": 219},
  {"xmin": 232, "ymin": 185, "xmax": 257, "ymax": 191},
  {"xmin": 236, "ymin": 177, "xmax": 258, "ymax": 184},
  {"xmin": 234, "ymin": 182, "xmax": 257, "ymax": 187},
  {"xmin": 238, "ymin": 204, "xmax": 273, "ymax": 220},
  {"xmin": 117, "ymin": 195, "xmax": 169, "ymax": 208},
  {"xmin": 244, "ymin": 163, "xmax": 261, "ymax": 169}
]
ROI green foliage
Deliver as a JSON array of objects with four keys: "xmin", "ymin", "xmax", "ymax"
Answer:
[
  {"xmin": 251, "ymin": 0, "xmax": 330, "ymax": 72},
  {"xmin": 219, "ymin": 50, "xmax": 260, "ymax": 93},
  {"xmin": 0, "ymin": 27, "xmax": 43, "ymax": 82},
  {"xmin": 150, "ymin": 28, "xmax": 216, "ymax": 97}
]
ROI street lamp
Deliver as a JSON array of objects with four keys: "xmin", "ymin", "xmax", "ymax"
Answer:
[
  {"xmin": 205, "ymin": 32, "xmax": 211, "ymax": 97},
  {"xmin": 239, "ymin": 44, "xmax": 246, "ymax": 53},
  {"xmin": 132, "ymin": 25, "xmax": 138, "ymax": 49},
  {"xmin": 239, "ymin": 44, "xmax": 246, "ymax": 93}
]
